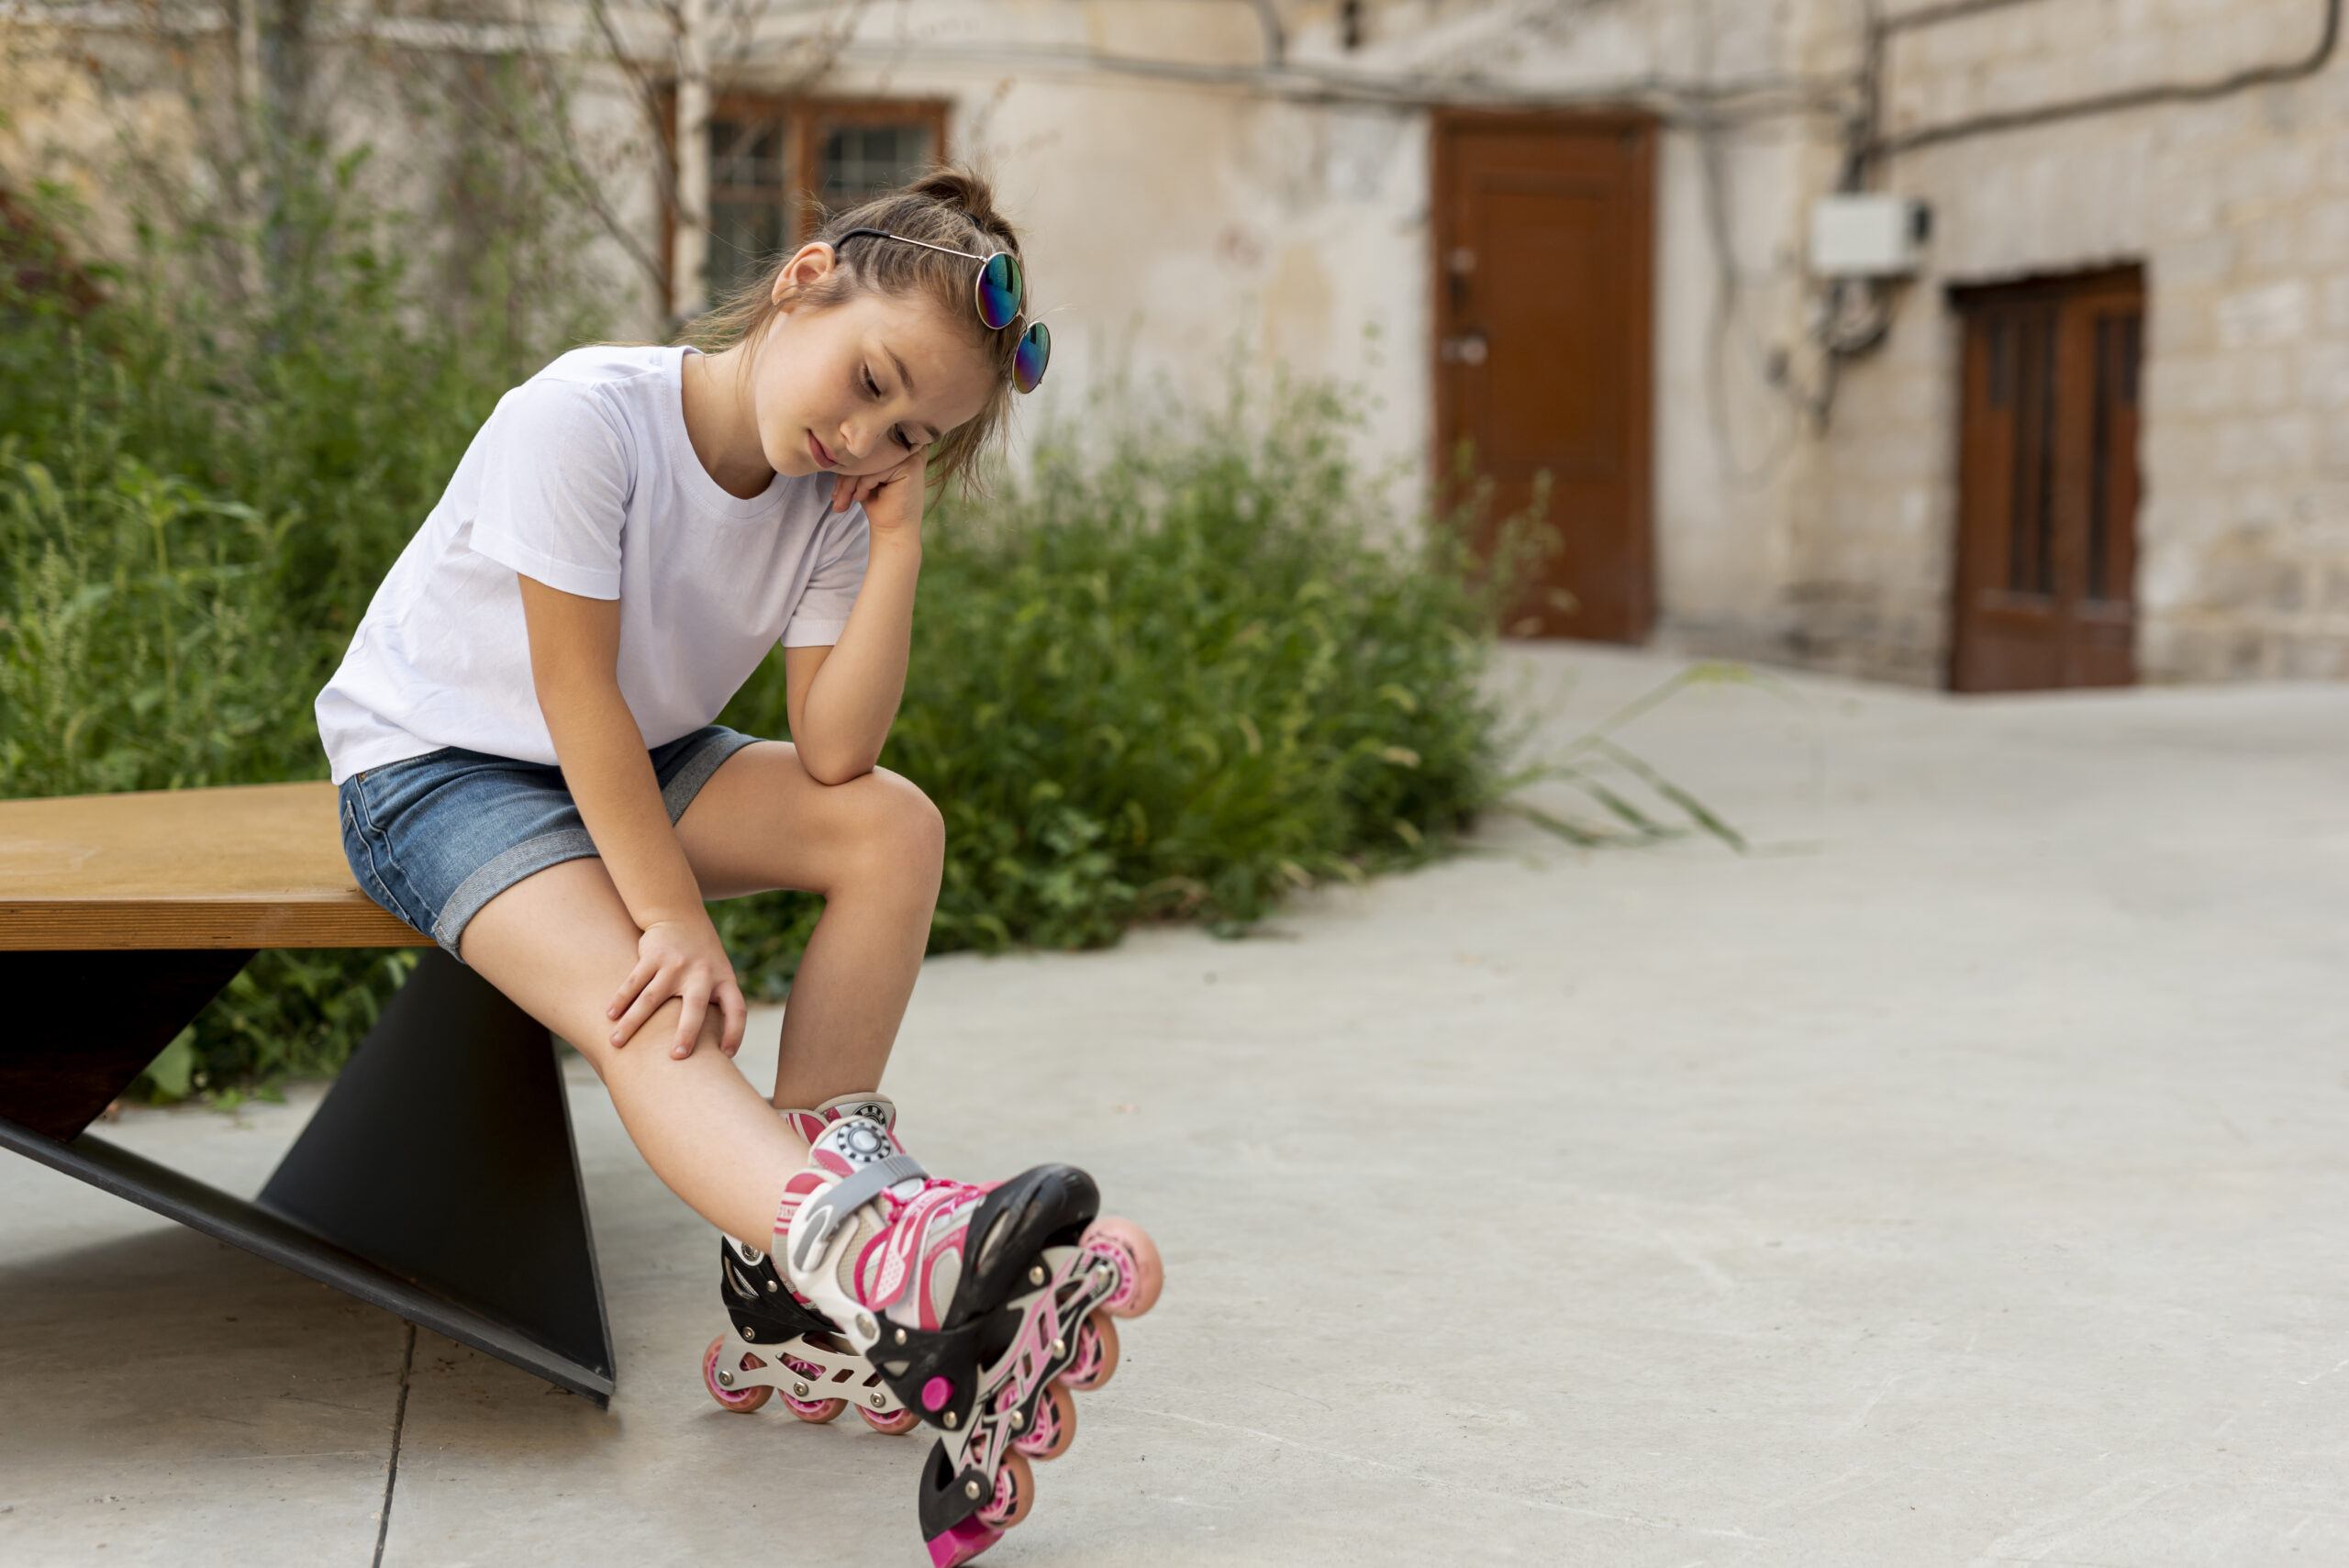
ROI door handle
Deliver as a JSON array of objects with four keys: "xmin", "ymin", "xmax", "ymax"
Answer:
[{"xmin": 1440, "ymin": 331, "xmax": 1488, "ymax": 366}]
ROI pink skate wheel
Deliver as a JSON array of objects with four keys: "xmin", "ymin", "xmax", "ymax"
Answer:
[
  {"xmin": 976, "ymin": 1451, "xmax": 1036, "ymax": 1529},
  {"xmin": 779, "ymin": 1346, "xmax": 848, "ymax": 1423},
  {"xmin": 921, "ymin": 1374, "xmax": 954, "ymax": 1411},
  {"xmin": 1057, "ymin": 1312, "xmax": 1120, "ymax": 1392},
  {"xmin": 1078, "ymin": 1217, "xmax": 1163, "ymax": 1318},
  {"xmin": 701, "ymin": 1335, "xmax": 771, "ymax": 1413},
  {"xmin": 1014, "ymin": 1381, "xmax": 1077, "ymax": 1461},
  {"xmin": 857, "ymin": 1403, "xmax": 922, "ymax": 1436}
]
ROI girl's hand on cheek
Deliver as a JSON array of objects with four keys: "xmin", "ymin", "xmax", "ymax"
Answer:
[{"xmin": 834, "ymin": 449, "xmax": 929, "ymax": 541}]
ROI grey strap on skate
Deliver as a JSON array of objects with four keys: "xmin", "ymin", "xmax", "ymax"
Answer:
[{"xmin": 791, "ymin": 1152, "xmax": 928, "ymax": 1273}]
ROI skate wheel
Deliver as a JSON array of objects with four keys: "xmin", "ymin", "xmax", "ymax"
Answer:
[
  {"xmin": 857, "ymin": 1403, "xmax": 921, "ymax": 1436},
  {"xmin": 779, "ymin": 1346, "xmax": 848, "ymax": 1423},
  {"xmin": 1078, "ymin": 1217, "xmax": 1163, "ymax": 1318},
  {"xmin": 787, "ymin": 1396, "xmax": 848, "ymax": 1423},
  {"xmin": 1014, "ymin": 1381, "xmax": 1077, "ymax": 1461},
  {"xmin": 975, "ymin": 1451, "xmax": 1035, "ymax": 1529},
  {"xmin": 1057, "ymin": 1311, "xmax": 1119, "ymax": 1393},
  {"xmin": 703, "ymin": 1335, "xmax": 772, "ymax": 1413}
]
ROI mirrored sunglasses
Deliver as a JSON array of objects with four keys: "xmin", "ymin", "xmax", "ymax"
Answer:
[{"xmin": 837, "ymin": 228, "xmax": 1052, "ymax": 394}]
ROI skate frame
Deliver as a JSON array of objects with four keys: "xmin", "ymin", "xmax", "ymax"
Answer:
[
  {"xmin": 0, "ymin": 947, "xmax": 618, "ymax": 1405},
  {"xmin": 714, "ymin": 1320, "xmax": 905, "ymax": 1414}
]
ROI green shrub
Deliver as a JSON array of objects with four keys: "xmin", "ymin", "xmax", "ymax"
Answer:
[
  {"xmin": 713, "ymin": 380, "xmax": 1504, "ymax": 991},
  {"xmin": 1, "ymin": 172, "xmax": 527, "ymax": 1099},
  {"xmin": 1, "ymin": 174, "xmax": 1524, "ymax": 1096}
]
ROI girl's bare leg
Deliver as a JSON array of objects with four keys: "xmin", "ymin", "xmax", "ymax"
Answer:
[
  {"xmin": 461, "ymin": 859, "xmax": 803, "ymax": 1244},
  {"xmin": 458, "ymin": 742, "xmax": 943, "ymax": 1240},
  {"xmin": 674, "ymin": 742, "xmax": 944, "ymax": 1110}
]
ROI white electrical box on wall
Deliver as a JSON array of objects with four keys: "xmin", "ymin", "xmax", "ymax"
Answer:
[{"xmin": 1809, "ymin": 194, "xmax": 1930, "ymax": 277}]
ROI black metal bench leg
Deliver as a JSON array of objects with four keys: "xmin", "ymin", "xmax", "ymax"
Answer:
[
  {"xmin": 256, "ymin": 951, "xmax": 616, "ymax": 1401},
  {"xmin": 0, "ymin": 950, "xmax": 256, "ymax": 1140},
  {"xmin": 0, "ymin": 950, "xmax": 616, "ymax": 1405}
]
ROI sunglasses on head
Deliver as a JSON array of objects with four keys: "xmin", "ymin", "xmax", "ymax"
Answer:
[{"xmin": 835, "ymin": 228, "xmax": 1051, "ymax": 394}]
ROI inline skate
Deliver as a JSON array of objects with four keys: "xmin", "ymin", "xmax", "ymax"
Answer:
[
  {"xmin": 779, "ymin": 1114, "xmax": 1162, "ymax": 1566},
  {"xmin": 701, "ymin": 1094, "xmax": 921, "ymax": 1433}
]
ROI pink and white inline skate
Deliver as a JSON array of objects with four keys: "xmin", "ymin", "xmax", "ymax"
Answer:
[
  {"xmin": 778, "ymin": 1110, "xmax": 1162, "ymax": 1566},
  {"xmin": 703, "ymin": 1095, "xmax": 920, "ymax": 1433}
]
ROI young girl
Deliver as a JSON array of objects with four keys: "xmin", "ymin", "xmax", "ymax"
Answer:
[{"xmin": 317, "ymin": 170, "xmax": 1159, "ymax": 1566}]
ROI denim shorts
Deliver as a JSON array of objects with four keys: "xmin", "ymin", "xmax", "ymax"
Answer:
[{"xmin": 339, "ymin": 726, "xmax": 761, "ymax": 958}]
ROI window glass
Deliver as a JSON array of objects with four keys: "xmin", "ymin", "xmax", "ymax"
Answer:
[
  {"xmin": 692, "ymin": 106, "xmax": 938, "ymax": 302},
  {"xmin": 707, "ymin": 117, "xmax": 789, "ymax": 299},
  {"xmin": 708, "ymin": 199, "xmax": 784, "ymax": 300},
  {"xmin": 819, "ymin": 123, "xmax": 934, "ymax": 215},
  {"xmin": 712, "ymin": 118, "xmax": 786, "ymax": 188}
]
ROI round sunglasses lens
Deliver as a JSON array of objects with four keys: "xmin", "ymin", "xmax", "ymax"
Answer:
[
  {"xmin": 975, "ymin": 253, "xmax": 1023, "ymax": 331},
  {"xmin": 1014, "ymin": 323, "xmax": 1051, "ymax": 393}
]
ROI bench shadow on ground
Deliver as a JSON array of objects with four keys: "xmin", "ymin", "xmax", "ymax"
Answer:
[
  {"xmin": 380, "ymin": 1327, "xmax": 923, "ymax": 1566},
  {"xmin": 0, "ymin": 1229, "xmax": 396, "ymax": 1490},
  {"xmin": 0, "ymin": 1223, "xmax": 599, "ymax": 1464}
]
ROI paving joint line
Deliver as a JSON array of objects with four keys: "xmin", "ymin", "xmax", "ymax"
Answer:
[{"xmin": 371, "ymin": 1321, "xmax": 417, "ymax": 1568}]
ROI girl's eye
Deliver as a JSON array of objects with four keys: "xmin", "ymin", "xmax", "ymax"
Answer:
[
  {"xmin": 891, "ymin": 426, "xmax": 914, "ymax": 450},
  {"xmin": 862, "ymin": 366, "xmax": 883, "ymax": 398}
]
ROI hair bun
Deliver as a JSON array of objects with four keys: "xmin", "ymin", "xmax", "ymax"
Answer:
[{"xmin": 911, "ymin": 167, "xmax": 1011, "ymax": 248}]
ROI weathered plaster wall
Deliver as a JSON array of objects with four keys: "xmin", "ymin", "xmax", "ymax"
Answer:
[
  {"xmin": 4, "ymin": 0, "xmax": 1825, "ymax": 651},
  {"xmin": 814, "ymin": 0, "xmax": 1820, "ymax": 598},
  {"xmin": 896, "ymin": 0, "xmax": 2349, "ymax": 685},
  {"xmin": 0, "ymin": 11, "xmax": 665, "ymax": 339},
  {"xmin": 15, "ymin": 0, "xmax": 2345, "ymax": 686}
]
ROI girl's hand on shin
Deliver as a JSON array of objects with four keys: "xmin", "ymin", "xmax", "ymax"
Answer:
[
  {"xmin": 830, "ymin": 447, "xmax": 928, "ymax": 541},
  {"xmin": 606, "ymin": 916, "xmax": 748, "ymax": 1061}
]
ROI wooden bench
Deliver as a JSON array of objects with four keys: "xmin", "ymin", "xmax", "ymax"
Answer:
[{"xmin": 0, "ymin": 783, "xmax": 615, "ymax": 1403}]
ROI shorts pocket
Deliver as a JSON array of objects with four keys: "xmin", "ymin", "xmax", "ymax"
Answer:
[{"xmin": 341, "ymin": 785, "xmax": 427, "ymax": 934}]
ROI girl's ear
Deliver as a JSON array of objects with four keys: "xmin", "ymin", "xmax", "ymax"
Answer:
[{"xmin": 771, "ymin": 242, "xmax": 840, "ymax": 310}]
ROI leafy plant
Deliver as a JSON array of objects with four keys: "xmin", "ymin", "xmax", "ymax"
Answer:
[
  {"xmin": 714, "ymin": 378, "xmax": 1508, "ymax": 990},
  {"xmin": 0, "ymin": 171, "xmax": 537, "ymax": 1101},
  {"xmin": 1, "ymin": 170, "xmax": 1740, "ymax": 1102}
]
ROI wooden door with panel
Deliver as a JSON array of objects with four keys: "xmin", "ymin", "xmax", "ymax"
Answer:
[{"xmin": 1432, "ymin": 113, "xmax": 1655, "ymax": 642}]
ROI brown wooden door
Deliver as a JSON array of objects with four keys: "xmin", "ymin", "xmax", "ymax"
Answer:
[
  {"xmin": 1951, "ymin": 267, "xmax": 2143, "ymax": 691},
  {"xmin": 1432, "ymin": 113, "xmax": 1654, "ymax": 641}
]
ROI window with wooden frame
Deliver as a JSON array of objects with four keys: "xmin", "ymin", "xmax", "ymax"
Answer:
[{"xmin": 689, "ymin": 97, "xmax": 948, "ymax": 304}]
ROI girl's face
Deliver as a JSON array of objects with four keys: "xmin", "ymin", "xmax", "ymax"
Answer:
[{"xmin": 751, "ymin": 255, "xmax": 996, "ymax": 482}]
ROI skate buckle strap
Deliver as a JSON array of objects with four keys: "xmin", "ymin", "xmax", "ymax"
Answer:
[{"xmin": 791, "ymin": 1151, "xmax": 929, "ymax": 1272}]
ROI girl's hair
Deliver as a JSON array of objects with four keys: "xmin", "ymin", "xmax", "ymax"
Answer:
[{"xmin": 687, "ymin": 165, "xmax": 1026, "ymax": 492}]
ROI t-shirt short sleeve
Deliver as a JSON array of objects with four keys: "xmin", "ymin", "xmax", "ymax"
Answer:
[
  {"xmin": 782, "ymin": 504, "xmax": 871, "ymax": 647},
  {"xmin": 468, "ymin": 379, "xmax": 634, "ymax": 600}
]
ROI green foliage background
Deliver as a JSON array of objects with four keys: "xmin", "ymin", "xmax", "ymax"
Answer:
[
  {"xmin": 0, "ymin": 174, "xmax": 1508, "ymax": 1098},
  {"xmin": 716, "ymin": 384, "xmax": 1499, "ymax": 994}
]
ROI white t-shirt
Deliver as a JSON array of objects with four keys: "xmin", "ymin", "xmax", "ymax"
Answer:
[{"xmin": 316, "ymin": 344, "xmax": 869, "ymax": 783}]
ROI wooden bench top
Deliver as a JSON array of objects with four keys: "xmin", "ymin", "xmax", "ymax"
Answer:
[{"xmin": 0, "ymin": 783, "xmax": 430, "ymax": 951}]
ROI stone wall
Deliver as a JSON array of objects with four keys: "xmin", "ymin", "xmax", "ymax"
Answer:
[{"xmin": 1804, "ymin": 0, "xmax": 2349, "ymax": 684}]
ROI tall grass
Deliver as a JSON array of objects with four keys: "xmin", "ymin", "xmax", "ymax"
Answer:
[
  {"xmin": 0, "ymin": 175, "xmax": 1527, "ymax": 1095},
  {"xmin": 714, "ymin": 381, "xmax": 1504, "ymax": 990},
  {"xmin": 1, "ymin": 171, "xmax": 531, "ymax": 1095},
  {"xmin": 2, "ymin": 168, "xmax": 1735, "ymax": 1100}
]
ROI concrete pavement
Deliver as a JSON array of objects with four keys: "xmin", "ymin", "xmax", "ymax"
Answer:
[{"xmin": 4, "ymin": 645, "xmax": 2346, "ymax": 1565}]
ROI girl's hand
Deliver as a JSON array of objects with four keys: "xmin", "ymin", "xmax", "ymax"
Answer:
[
  {"xmin": 830, "ymin": 447, "xmax": 929, "ymax": 540},
  {"xmin": 606, "ymin": 916, "xmax": 748, "ymax": 1060}
]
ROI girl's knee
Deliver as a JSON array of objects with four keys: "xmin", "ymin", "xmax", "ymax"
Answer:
[
  {"xmin": 883, "ymin": 770, "xmax": 947, "ymax": 869},
  {"xmin": 847, "ymin": 769, "xmax": 945, "ymax": 883}
]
